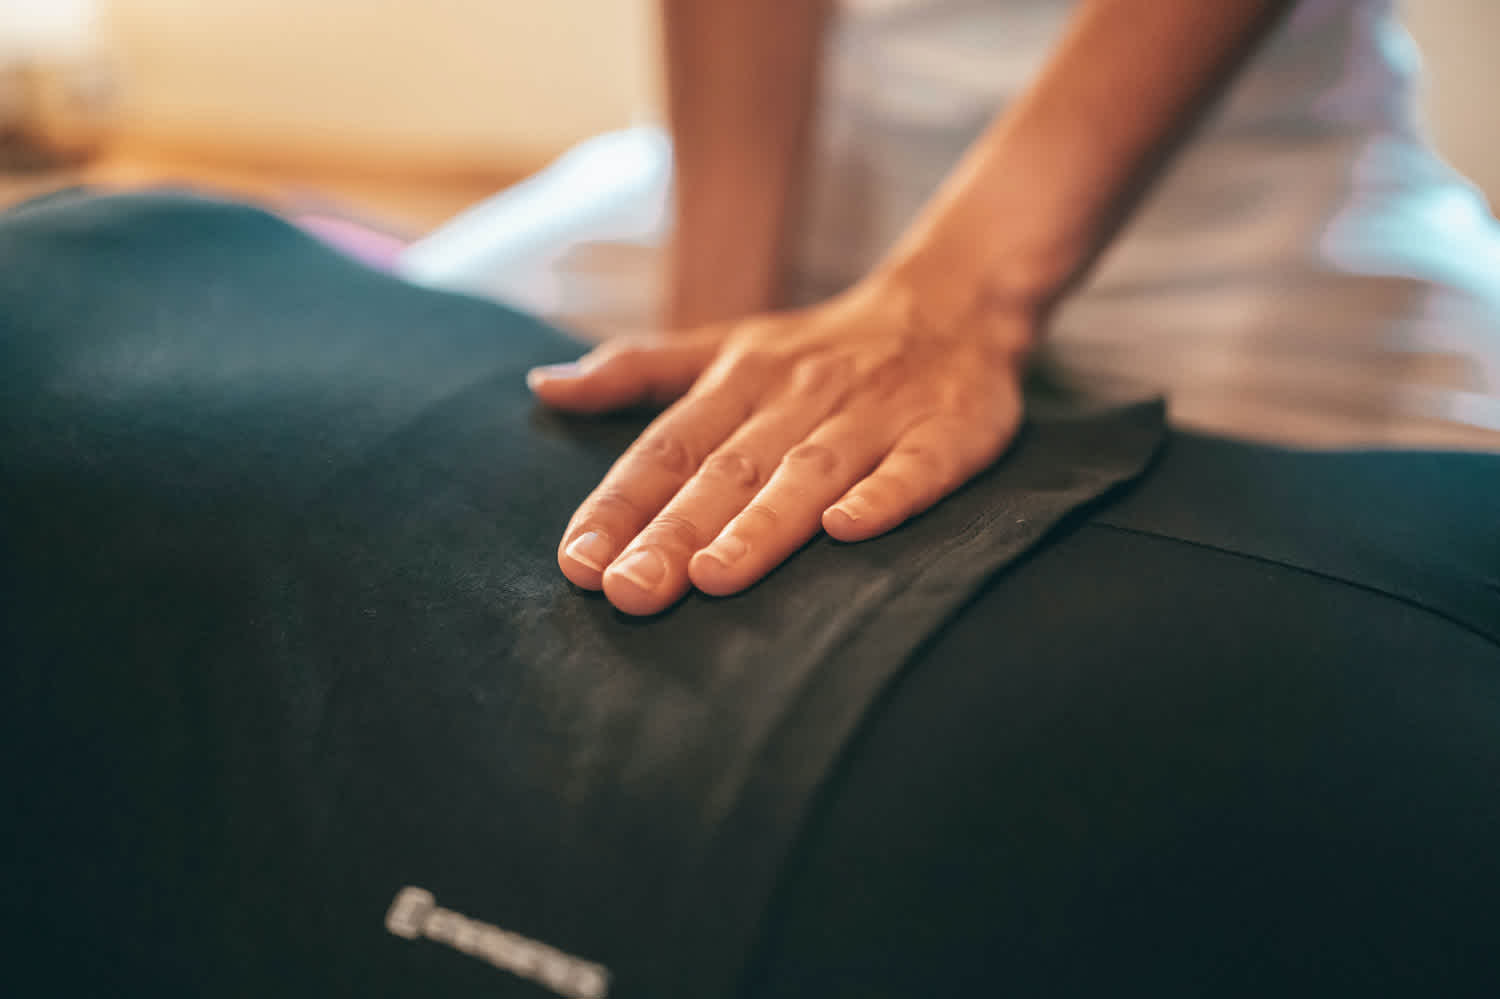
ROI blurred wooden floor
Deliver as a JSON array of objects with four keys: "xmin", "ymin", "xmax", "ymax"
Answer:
[{"xmin": 0, "ymin": 138, "xmax": 530, "ymax": 238}]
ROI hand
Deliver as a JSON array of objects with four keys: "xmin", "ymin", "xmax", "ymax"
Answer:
[{"xmin": 527, "ymin": 277, "xmax": 1035, "ymax": 615}]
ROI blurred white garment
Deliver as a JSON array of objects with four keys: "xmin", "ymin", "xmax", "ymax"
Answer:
[
  {"xmin": 399, "ymin": 0, "xmax": 1500, "ymax": 450},
  {"xmin": 399, "ymin": 126, "xmax": 672, "ymax": 335}
]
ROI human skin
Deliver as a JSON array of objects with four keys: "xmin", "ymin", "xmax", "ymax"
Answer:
[{"xmin": 528, "ymin": 0, "xmax": 1293, "ymax": 616}]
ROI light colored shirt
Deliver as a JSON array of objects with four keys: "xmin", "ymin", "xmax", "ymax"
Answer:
[
  {"xmin": 402, "ymin": 0, "xmax": 1500, "ymax": 449},
  {"xmin": 801, "ymin": 0, "xmax": 1500, "ymax": 446}
]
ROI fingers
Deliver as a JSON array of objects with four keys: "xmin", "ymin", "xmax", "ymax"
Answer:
[
  {"xmin": 600, "ymin": 357, "xmax": 856, "ymax": 615},
  {"xmin": 688, "ymin": 407, "xmax": 896, "ymax": 597},
  {"xmin": 556, "ymin": 376, "xmax": 751, "ymax": 591},
  {"xmin": 527, "ymin": 331, "xmax": 724, "ymax": 414},
  {"xmin": 823, "ymin": 388, "xmax": 1022, "ymax": 543},
  {"xmin": 550, "ymin": 317, "xmax": 1027, "ymax": 613}
]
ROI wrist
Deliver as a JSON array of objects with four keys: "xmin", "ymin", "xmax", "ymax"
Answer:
[
  {"xmin": 878, "ymin": 199, "xmax": 1086, "ymax": 317},
  {"xmin": 864, "ymin": 239, "xmax": 1055, "ymax": 353},
  {"xmin": 666, "ymin": 189, "xmax": 800, "ymax": 329},
  {"xmin": 665, "ymin": 248, "xmax": 784, "ymax": 329}
]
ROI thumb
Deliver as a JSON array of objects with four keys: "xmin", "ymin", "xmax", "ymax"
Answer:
[{"xmin": 527, "ymin": 330, "xmax": 724, "ymax": 413}]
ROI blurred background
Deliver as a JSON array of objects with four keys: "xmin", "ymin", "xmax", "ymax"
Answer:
[
  {"xmin": 0, "ymin": 0, "xmax": 657, "ymax": 231},
  {"xmin": 2, "ymin": 0, "xmax": 1496, "ymax": 237}
]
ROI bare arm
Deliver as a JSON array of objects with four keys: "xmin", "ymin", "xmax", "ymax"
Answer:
[
  {"xmin": 536, "ymin": 0, "xmax": 1296, "ymax": 616},
  {"xmin": 660, "ymin": 0, "xmax": 832, "ymax": 328},
  {"xmin": 882, "ymin": 0, "xmax": 1294, "ymax": 327}
]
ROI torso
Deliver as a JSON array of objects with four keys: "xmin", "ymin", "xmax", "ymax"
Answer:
[{"xmin": 803, "ymin": 0, "xmax": 1500, "ymax": 447}]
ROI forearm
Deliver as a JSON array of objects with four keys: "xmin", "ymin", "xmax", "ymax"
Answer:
[
  {"xmin": 880, "ymin": 0, "xmax": 1293, "ymax": 332},
  {"xmin": 661, "ymin": 0, "xmax": 832, "ymax": 328}
]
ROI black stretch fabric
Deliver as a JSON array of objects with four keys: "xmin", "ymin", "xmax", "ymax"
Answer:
[
  {"xmin": 5, "ymin": 194, "xmax": 1500, "ymax": 999},
  {"xmin": 751, "ymin": 434, "xmax": 1500, "ymax": 998},
  {"xmin": 0, "ymin": 194, "xmax": 1163, "ymax": 997}
]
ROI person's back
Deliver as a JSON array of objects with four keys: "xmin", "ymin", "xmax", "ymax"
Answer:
[{"xmin": 5, "ymin": 186, "xmax": 1500, "ymax": 999}]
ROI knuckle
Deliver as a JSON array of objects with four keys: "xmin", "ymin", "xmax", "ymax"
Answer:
[
  {"xmin": 894, "ymin": 382, "xmax": 948, "ymax": 414},
  {"xmin": 731, "ymin": 317, "xmax": 783, "ymax": 346},
  {"xmin": 782, "ymin": 442, "xmax": 840, "ymax": 477},
  {"xmin": 889, "ymin": 397, "xmax": 948, "ymax": 437},
  {"xmin": 701, "ymin": 449, "xmax": 764, "ymax": 490},
  {"xmin": 684, "ymin": 361, "xmax": 754, "ymax": 416},
  {"xmin": 891, "ymin": 442, "xmax": 953, "ymax": 481},
  {"xmin": 718, "ymin": 344, "xmax": 776, "ymax": 382},
  {"xmin": 860, "ymin": 472, "xmax": 915, "ymax": 510},
  {"xmin": 789, "ymin": 354, "xmax": 852, "ymax": 395},
  {"xmin": 635, "ymin": 433, "xmax": 697, "ymax": 477},
  {"xmin": 690, "ymin": 378, "xmax": 756, "ymax": 422},
  {"xmin": 584, "ymin": 488, "xmax": 648, "ymax": 527},
  {"xmin": 643, "ymin": 512, "xmax": 703, "ymax": 553},
  {"xmin": 947, "ymin": 390, "xmax": 993, "ymax": 425},
  {"xmin": 736, "ymin": 502, "xmax": 783, "ymax": 536},
  {"xmin": 862, "ymin": 359, "xmax": 906, "ymax": 401}
]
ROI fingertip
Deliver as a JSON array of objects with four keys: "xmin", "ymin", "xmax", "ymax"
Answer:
[
  {"xmin": 529, "ymin": 357, "xmax": 590, "ymax": 384},
  {"xmin": 531, "ymin": 378, "xmax": 607, "ymax": 413},
  {"xmin": 823, "ymin": 495, "xmax": 887, "ymax": 542},
  {"xmin": 601, "ymin": 547, "xmax": 696, "ymax": 616},
  {"xmin": 688, "ymin": 549, "xmax": 744, "ymax": 597},
  {"xmin": 558, "ymin": 529, "xmax": 615, "ymax": 590},
  {"xmin": 558, "ymin": 553, "xmax": 604, "ymax": 590},
  {"xmin": 528, "ymin": 364, "xmax": 588, "ymax": 400},
  {"xmin": 688, "ymin": 530, "xmax": 756, "ymax": 596},
  {"xmin": 600, "ymin": 573, "xmax": 662, "ymax": 616},
  {"xmin": 821, "ymin": 506, "xmax": 861, "ymax": 541},
  {"xmin": 532, "ymin": 360, "xmax": 648, "ymax": 415}
]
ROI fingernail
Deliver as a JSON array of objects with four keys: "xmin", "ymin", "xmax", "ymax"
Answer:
[
  {"xmin": 701, "ymin": 533, "xmax": 749, "ymax": 567},
  {"xmin": 527, "ymin": 362, "xmax": 582, "ymax": 388},
  {"xmin": 613, "ymin": 548, "xmax": 667, "ymax": 591},
  {"xmin": 564, "ymin": 530, "xmax": 614, "ymax": 572},
  {"xmin": 833, "ymin": 494, "xmax": 873, "ymax": 522}
]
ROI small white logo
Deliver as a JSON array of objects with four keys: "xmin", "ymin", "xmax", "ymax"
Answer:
[{"xmin": 385, "ymin": 886, "xmax": 611, "ymax": 998}]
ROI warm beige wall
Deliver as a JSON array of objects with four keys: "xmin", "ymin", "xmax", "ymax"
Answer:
[
  {"xmin": 1403, "ymin": 0, "xmax": 1500, "ymax": 205},
  {"xmin": 100, "ymin": 0, "xmax": 657, "ymax": 170},
  {"xmin": 76, "ymin": 0, "xmax": 1500, "ymax": 199}
]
